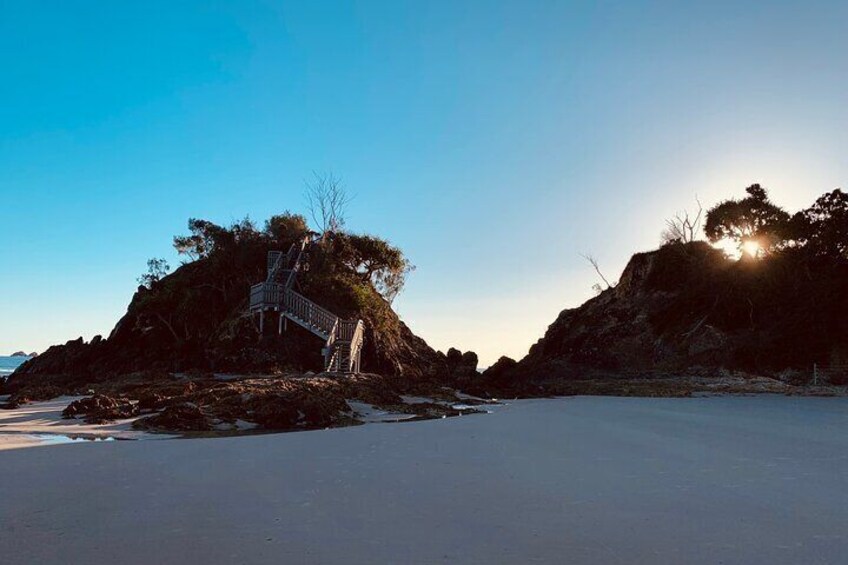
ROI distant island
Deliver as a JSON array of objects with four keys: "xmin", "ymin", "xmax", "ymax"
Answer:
[{"xmin": 10, "ymin": 351, "xmax": 36, "ymax": 358}]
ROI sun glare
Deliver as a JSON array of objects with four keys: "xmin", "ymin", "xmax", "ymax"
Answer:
[
  {"xmin": 742, "ymin": 240, "xmax": 761, "ymax": 258},
  {"xmin": 715, "ymin": 237, "xmax": 740, "ymax": 259},
  {"xmin": 713, "ymin": 238, "xmax": 761, "ymax": 260}
]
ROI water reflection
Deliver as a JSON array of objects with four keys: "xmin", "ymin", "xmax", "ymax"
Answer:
[{"xmin": 30, "ymin": 433, "xmax": 118, "ymax": 445}]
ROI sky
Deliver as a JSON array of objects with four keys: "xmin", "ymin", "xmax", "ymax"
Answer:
[{"xmin": 2, "ymin": 1, "xmax": 848, "ymax": 365}]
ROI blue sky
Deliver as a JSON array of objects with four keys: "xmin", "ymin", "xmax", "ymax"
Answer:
[{"xmin": 2, "ymin": 1, "xmax": 848, "ymax": 364}]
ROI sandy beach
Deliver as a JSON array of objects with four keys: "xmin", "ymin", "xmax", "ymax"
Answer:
[
  {"xmin": 1, "ymin": 395, "xmax": 847, "ymax": 564},
  {"xmin": 0, "ymin": 395, "xmax": 161, "ymax": 450}
]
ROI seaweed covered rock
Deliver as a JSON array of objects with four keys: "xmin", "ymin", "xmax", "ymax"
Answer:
[
  {"xmin": 62, "ymin": 394, "xmax": 139, "ymax": 424},
  {"xmin": 133, "ymin": 403, "xmax": 214, "ymax": 432},
  {"xmin": 252, "ymin": 389, "xmax": 352, "ymax": 430}
]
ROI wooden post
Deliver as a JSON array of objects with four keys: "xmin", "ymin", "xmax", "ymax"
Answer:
[
  {"xmin": 259, "ymin": 310, "xmax": 264, "ymax": 335},
  {"xmin": 278, "ymin": 312, "xmax": 283, "ymax": 335}
]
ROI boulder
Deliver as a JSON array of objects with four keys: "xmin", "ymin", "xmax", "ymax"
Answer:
[
  {"xmin": 62, "ymin": 394, "xmax": 139, "ymax": 424},
  {"xmin": 133, "ymin": 403, "xmax": 213, "ymax": 432},
  {"xmin": 444, "ymin": 348, "xmax": 479, "ymax": 378},
  {"xmin": 483, "ymin": 356, "xmax": 518, "ymax": 380}
]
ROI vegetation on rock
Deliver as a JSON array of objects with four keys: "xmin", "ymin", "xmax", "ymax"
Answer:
[
  {"xmin": 7, "ymin": 208, "xmax": 445, "ymax": 390},
  {"xmin": 506, "ymin": 185, "xmax": 848, "ymax": 386}
]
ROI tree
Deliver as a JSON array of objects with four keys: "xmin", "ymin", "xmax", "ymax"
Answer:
[
  {"xmin": 661, "ymin": 198, "xmax": 703, "ymax": 245},
  {"xmin": 791, "ymin": 189, "xmax": 848, "ymax": 259},
  {"xmin": 173, "ymin": 219, "xmax": 227, "ymax": 261},
  {"xmin": 264, "ymin": 212, "xmax": 309, "ymax": 243},
  {"xmin": 305, "ymin": 172, "xmax": 351, "ymax": 236},
  {"xmin": 334, "ymin": 233, "xmax": 414, "ymax": 303},
  {"xmin": 704, "ymin": 184, "xmax": 790, "ymax": 255},
  {"xmin": 138, "ymin": 258, "xmax": 170, "ymax": 289},
  {"xmin": 173, "ymin": 217, "xmax": 260, "ymax": 261}
]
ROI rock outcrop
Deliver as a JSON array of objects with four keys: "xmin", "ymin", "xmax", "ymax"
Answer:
[
  {"xmin": 7, "ymin": 232, "xmax": 449, "ymax": 393},
  {"xmin": 501, "ymin": 242, "xmax": 848, "ymax": 384},
  {"xmin": 26, "ymin": 372, "xmax": 485, "ymax": 434}
]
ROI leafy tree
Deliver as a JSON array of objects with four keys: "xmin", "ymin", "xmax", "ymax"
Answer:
[
  {"xmin": 138, "ymin": 258, "xmax": 170, "ymax": 289},
  {"xmin": 173, "ymin": 217, "xmax": 260, "ymax": 261},
  {"xmin": 790, "ymin": 189, "xmax": 848, "ymax": 259},
  {"xmin": 332, "ymin": 233, "xmax": 414, "ymax": 303},
  {"xmin": 264, "ymin": 212, "xmax": 309, "ymax": 243},
  {"xmin": 173, "ymin": 219, "xmax": 226, "ymax": 260},
  {"xmin": 704, "ymin": 184, "xmax": 790, "ymax": 255}
]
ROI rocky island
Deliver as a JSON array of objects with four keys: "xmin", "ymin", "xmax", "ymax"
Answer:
[{"xmin": 2, "ymin": 212, "xmax": 482, "ymax": 432}]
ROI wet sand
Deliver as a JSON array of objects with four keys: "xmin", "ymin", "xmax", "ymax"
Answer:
[
  {"xmin": 0, "ymin": 396, "xmax": 156, "ymax": 450},
  {"xmin": 1, "ymin": 395, "xmax": 847, "ymax": 564}
]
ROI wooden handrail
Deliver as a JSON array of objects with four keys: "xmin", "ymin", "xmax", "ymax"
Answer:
[
  {"xmin": 265, "ymin": 252, "xmax": 285, "ymax": 283},
  {"xmin": 252, "ymin": 236, "xmax": 366, "ymax": 373},
  {"xmin": 250, "ymin": 282, "xmax": 285, "ymax": 309},
  {"xmin": 283, "ymin": 289, "xmax": 339, "ymax": 336}
]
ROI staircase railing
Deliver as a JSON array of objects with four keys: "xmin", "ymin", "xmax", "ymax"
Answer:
[
  {"xmin": 266, "ymin": 236, "xmax": 311, "ymax": 286},
  {"xmin": 324, "ymin": 318, "xmax": 340, "ymax": 370},
  {"xmin": 266, "ymin": 251, "xmax": 286, "ymax": 283},
  {"xmin": 284, "ymin": 236, "xmax": 311, "ymax": 288},
  {"xmin": 347, "ymin": 320, "xmax": 365, "ymax": 373},
  {"xmin": 250, "ymin": 282, "xmax": 285, "ymax": 309},
  {"xmin": 283, "ymin": 289, "xmax": 339, "ymax": 338},
  {"xmin": 251, "ymin": 236, "xmax": 365, "ymax": 373}
]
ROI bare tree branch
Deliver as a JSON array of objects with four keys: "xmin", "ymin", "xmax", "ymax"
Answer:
[
  {"xmin": 661, "ymin": 196, "xmax": 704, "ymax": 245},
  {"xmin": 581, "ymin": 253, "xmax": 614, "ymax": 290},
  {"xmin": 304, "ymin": 171, "xmax": 352, "ymax": 236}
]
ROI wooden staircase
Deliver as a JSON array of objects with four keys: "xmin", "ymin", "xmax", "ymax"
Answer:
[{"xmin": 249, "ymin": 236, "xmax": 365, "ymax": 374}]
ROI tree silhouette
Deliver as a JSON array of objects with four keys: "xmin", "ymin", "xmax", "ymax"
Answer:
[
  {"xmin": 790, "ymin": 189, "xmax": 848, "ymax": 259},
  {"xmin": 138, "ymin": 258, "xmax": 170, "ymax": 289},
  {"xmin": 704, "ymin": 184, "xmax": 790, "ymax": 255}
]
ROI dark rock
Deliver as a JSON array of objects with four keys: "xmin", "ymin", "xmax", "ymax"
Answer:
[
  {"xmin": 252, "ymin": 388, "xmax": 351, "ymax": 430},
  {"xmin": 459, "ymin": 351, "xmax": 479, "ymax": 374},
  {"xmin": 443, "ymin": 348, "xmax": 478, "ymax": 378},
  {"xmin": 62, "ymin": 394, "xmax": 139, "ymax": 424},
  {"xmin": 482, "ymin": 356, "xmax": 518, "ymax": 380},
  {"xmin": 7, "ymin": 385, "xmax": 66, "ymax": 407},
  {"xmin": 446, "ymin": 348, "xmax": 463, "ymax": 371},
  {"xmin": 133, "ymin": 403, "xmax": 213, "ymax": 432},
  {"xmin": 137, "ymin": 391, "xmax": 168, "ymax": 411}
]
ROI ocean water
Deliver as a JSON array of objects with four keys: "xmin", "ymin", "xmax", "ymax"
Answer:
[{"xmin": 0, "ymin": 356, "xmax": 29, "ymax": 378}]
